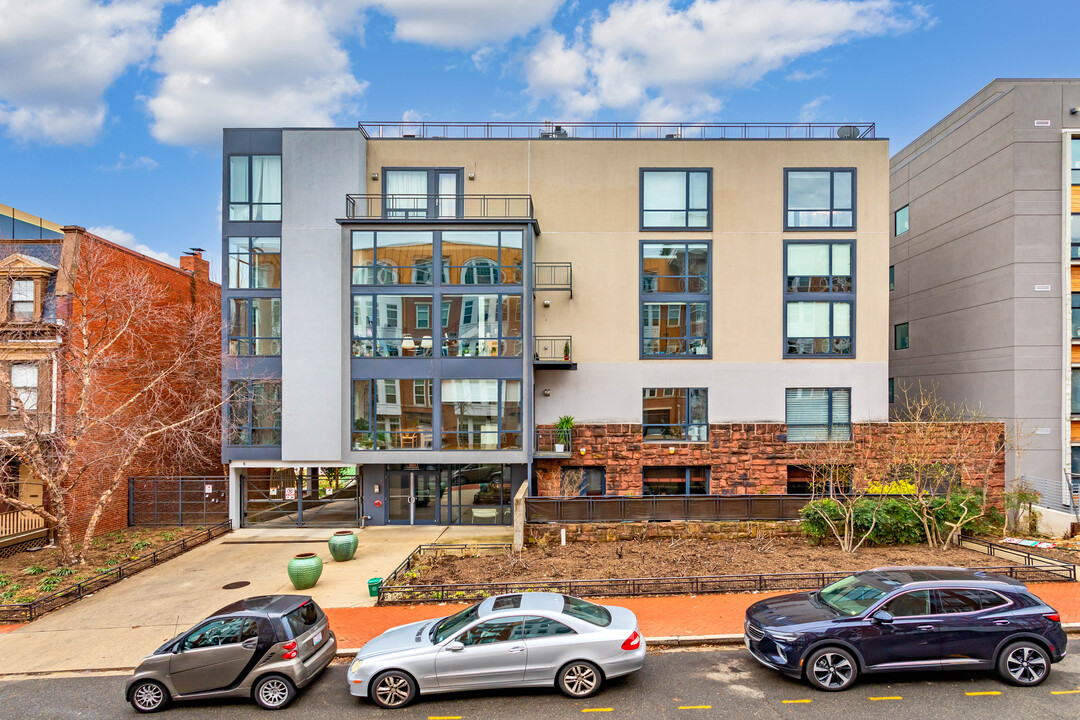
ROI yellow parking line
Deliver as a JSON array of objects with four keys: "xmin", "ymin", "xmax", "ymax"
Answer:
[
  {"xmin": 782, "ymin": 699, "xmax": 812, "ymax": 704},
  {"xmin": 1051, "ymin": 690, "xmax": 1080, "ymax": 695},
  {"xmin": 581, "ymin": 710, "xmax": 614, "ymax": 714},
  {"xmin": 965, "ymin": 691, "xmax": 1001, "ymax": 696},
  {"xmin": 868, "ymin": 696, "xmax": 902, "ymax": 701},
  {"xmin": 678, "ymin": 706, "xmax": 712, "ymax": 710}
]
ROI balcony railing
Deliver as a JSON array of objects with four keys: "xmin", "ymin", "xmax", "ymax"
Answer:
[
  {"xmin": 0, "ymin": 508, "xmax": 47, "ymax": 540},
  {"xmin": 533, "ymin": 262, "xmax": 572, "ymax": 295},
  {"xmin": 345, "ymin": 194, "xmax": 534, "ymax": 221},
  {"xmin": 535, "ymin": 428, "xmax": 572, "ymax": 457},
  {"xmin": 359, "ymin": 121, "xmax": 876, "ymax": 140},
  {"xmin": 534, "ymin": 336, "xmax": 574, "ymax": 368}
]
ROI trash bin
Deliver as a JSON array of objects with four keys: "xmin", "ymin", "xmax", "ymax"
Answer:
[{"xmin": 367, "ymin": 577, "xmax": 383, "ymax": 597}]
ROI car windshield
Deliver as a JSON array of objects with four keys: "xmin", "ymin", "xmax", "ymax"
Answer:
[
  {"xmin": 560, "ymin": 596, "xmax": 611, "ymax": 627},
  {"xmin": 818, "ymin": 575, "xmax": 892, "ymax": 617},
  {"xmin": 432, "ymin": 603, "xmax": 481, "ymax": 643}
]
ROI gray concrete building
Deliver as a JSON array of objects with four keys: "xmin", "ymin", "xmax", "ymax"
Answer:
[{"xmin": 889, "ymin": 79, "xmax": 1080, "ymax": 531}]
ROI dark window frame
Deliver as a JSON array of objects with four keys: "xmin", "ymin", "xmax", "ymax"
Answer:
[
  {"xmin": 639, "ymin": 168, "xmax": 713, "ymax": 231},
  {"xmin": 894, "ymin": 322, "xmax": 910, "ymax": 350},
  {"xmin": 228, "ymin": 297, "xmax": 282, "ymax": 357},
  {"xmin": 382, "ymin": 167, "xmax": 465, "ymax": 220},
  {"xmin": 560, "ymin": 467, "xmax": 606, "ymax": 496},
  {"xmin": 227, "ymin": 379, "xmax": 282, "ymax": 447},
  {"xmin": 642, "ymin": 387, "xmax": 708, "ymax": 442},
  {"xmin": 227, "ymin": 154, "xmax": 282, "ymax": 222},
  {"xmin": 438, "ymin": 378, "xmax": 522, "ymax": 451},
  {"xmin": 351, "ymin": 378, "xmax": 435, "ymax": 450},
  {"xmin": 227, "ymin": 236, "xmax": 281, "ymax": 290},
  {"xmin": 351, "ymin": 293, "xmax": 437, "ymax": 358},
  {"xmin": 783, "ymin": 239, "xmax": 855, "ymax": 358},
  {"xmin": 895, "ymin": 204, "xmax": 909, "ymax": 236},
  {"xmin": 641, "ymin": 466, "xmax": 711, "ymax": 495},
  {"xmin": 783, "ymin": 167, "xmax": 857, "ymax": 231},
  {"xmin": 785, "ymin": 387, "xmax": 852, "ymax": 443},
  {"xmin": 639, "ymin": 240, "xmax": 711, "ymax": 359}
]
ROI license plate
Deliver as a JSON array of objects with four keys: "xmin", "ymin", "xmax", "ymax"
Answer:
[{"xmin": 313, "ymin": 631, "xmax": 323, "ymax": 646}]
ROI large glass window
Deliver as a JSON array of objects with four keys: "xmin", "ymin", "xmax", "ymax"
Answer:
[
  {"xmin": 10, "ymin": 363, "xmax": 38, "ymax": 411},
  {"xmin": 641, "ymin": 170, "xmax": 710, "ymax": 229},
  {"xmin": 642, "ymin": 388, "xmax": 707, "ymax": 441},
  {"xmin": 228, "ymin": 237, "xmax": 280, "ymax": 289},
  {"xmin": 384, "ymin": 168, "xmax": 462, "ymax": 219},
  {"xmin": 352, "ymin": 231, "xmax": 434, "ymax": 285},
  {"xmin": 442, "ymin": 294, "xmax": 522, "ymax": 357},
  {"xmin": 895, "ymin": 322, "xmax": 909, "ymax": 350},
  {"xmin": 1072, "ymin": 369, "xmax": 1080, "ymax": 415},
  {"xmin": 443, "ymin": 231, "xmax": 523, "ymax": 285},
  {"xmin": 560, "ymin": 467, "xmax": 605, "ymax": 496},
  {"xmin": 642, "ymin": 467, "xmax": 709, "ymax": 495},
  {"xmin": 10, "ymin": 279, "xmax": 35, "ymax": 321},
  {"xmin": 785, "ymin": 242, "xmax": 853, "ymax": 357},
  {"xmin": 786, "ymin": 388, "xmax": 851, "ymax": 442},
  {"xmin": 785, "ymin": 169, "xmax": 855, "ymax": 229},
  {"xmin": 441, "ymin": 379, "xmax": 521, "ymax": 450},
  {"xmin": 641, "ymin": 243, "xmax": 709, "ymax": 358},
  {"xmin": 228, "ymin": 298, "xmax": 281, "ymax": 356},
  {"xmin": 352, "ymin": 294, "xmax": 435, "ymax": 357},
  {"xmin": 229, "ymin": 155, "xmax": 281, "ymax": 221},
  {"xmin": 228, "ymin": 380, "xmax": 281, "ymax": 445},
  {"xmin": 352, "ymin": 379, "xmax": 434, "ymax": 450},
  {"xmin": 895, "ymin": 205, "xmax": 909, "ymax": 236}
]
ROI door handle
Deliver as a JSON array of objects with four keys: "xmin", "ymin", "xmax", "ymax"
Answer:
[
  {"xmin": 508, "ymin": 646, "xmax": 526, "ymax": 653},
  {"xmin": 241, "ymin": 638, "xmax": 258, "ymax": 649},
  {"xmin": 993, "ymin": 620, "xmax": 1010, "ymax": 626},
  {"xmin": 916, "ymin": 625, "xmax": 937, "ymax": 631}
]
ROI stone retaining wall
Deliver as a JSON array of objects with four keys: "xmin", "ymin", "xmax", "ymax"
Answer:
[{"xmin": 526, "ymin": 520, "xmax": 802, "ymax": 544}]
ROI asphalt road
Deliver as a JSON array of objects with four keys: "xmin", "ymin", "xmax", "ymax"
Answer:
[{"xmin": 2, "ymin": 647, "xmax": 1078, "ymax": 720}]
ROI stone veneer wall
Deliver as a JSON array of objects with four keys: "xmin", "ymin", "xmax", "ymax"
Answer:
[{"xmin": 534, "ymin": 422, "xmax": 1006, "ymax": 497}]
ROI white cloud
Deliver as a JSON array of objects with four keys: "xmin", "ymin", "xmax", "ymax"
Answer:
[
  {"xmin": 525, "ymin": 0, "xmax": 931, "ymax": 120},
  {"xmin": 372, "ymin": 0, "xmax": 564, "ymax": 48},
  {"xmin": 87, "ymin": 225, "xmax": 178, "ymax": 266},
  {"xmin": 0, "ymin": 0, "xmax": 161, "ymax": 144},
  {"xmin": 798, "ymin": 95, "xmax": 830, "ymax": 122},
  {"xmin": 147, "ymin": 0, "xmax": 368, "ymax": 146},
  {"xmin": 787, "ymin": 68, "xmax": 827, "ymax": 81},
  {"xmin": 99, "ymin": 153, "xmax": 158, "ymax": 172}
]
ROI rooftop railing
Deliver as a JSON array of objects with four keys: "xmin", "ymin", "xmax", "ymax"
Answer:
[{"xmin": 359, "ymin": 121, "xmax": 876, "ymax": 140}]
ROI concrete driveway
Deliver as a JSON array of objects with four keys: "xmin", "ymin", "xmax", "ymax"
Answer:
[{"xmin": 0, "ymin": 524, "xmax": 509, "ymax": 674}]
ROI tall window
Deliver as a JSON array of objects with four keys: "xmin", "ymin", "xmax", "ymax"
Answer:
[
  {"xmin": 786, "ymin": 388, "xmax": 851, "ymax": 442},
  {"xmin": 1072, "ymin": 369, "xmax": 1080, "ymax": 416},
  {"xmin": 228, "ymin": 298, "xmax": 281, "ymax": 356},
  {"xmin": 228, "ymin": 380, "xmax": 282, "ymax": 445},
  {"xmin": 384, "ymin": 168, "xmax": 462, "ymax": 219},
  {"xmin": 228, "ymin": 237, "xmax": 280, "ymax": 289},
  {"xmin": 10, "ymin": 363, "xmax": 38, "ymax": 411},
  {"xmin": 443, "ymin": 294, "xmax": 522, "ymax": 357},
  {"xmin": 640, "ymin": 169, "xmax": 711, "ymax": 229},
  {"xmin": 229, "ymin": 155, "xmax": 281, "ymax": 221},
  {"xmin": 10, "ymin": 279, "xmax": 34, "ymax": 321},
  {"xmin": 441, "ymin": 379, "xmax": 521, "ymax": 450},
  {"xmin": 785, "ymin": 241, "xmax": 854, "ymax": 356},
  {"xmin": 560, "ymin": 467, "xmax": 605, "ymax": 496},
  {"xmin": 784, "ymin": 169, "xmax": 855, "ymax": 229},
  {"xmin": 641, "ymin": 242, "xmax": 709, "ymax": 357},
  {"xmin": 643, "ymin": 388, "xmax": 707, "ymax": 441},
  {"xmin": 1073, "ymin": 138, "xmax": 1080, "ymax": 258},
  {"xmin": 352, "ymin": 231, "xmax": 433, "ymax": 285},
  {"xmin": 443, "ymin": 231, "xmax": 523, "ymax": 285},
  {"xmin": 352, "ymin": 294, "xmax": 435, "ymax": 357},
  {"xmin": 352, "ymin": 379, "xmax": 434, "ymax": 450},
  {"xmin": 642, "ymin": 467, "xmax": 709, "ymax": 495},
  {"xmin": 895, "ymin": 205, "xmax": 909, "ymax": 236},
  {"xmin": 895, "ymin": 322, "xmax": 909, "ymax": 350}
]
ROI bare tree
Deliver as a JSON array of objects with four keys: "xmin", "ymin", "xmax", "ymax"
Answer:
[{"xmin": 0, "ymin": 242, "xmax": 223, "ymax": 565}]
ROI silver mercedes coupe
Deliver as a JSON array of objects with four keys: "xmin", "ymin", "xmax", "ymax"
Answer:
[{"xmin": 347, "ymin": 592, "xmax": 646, "ymax": 708}]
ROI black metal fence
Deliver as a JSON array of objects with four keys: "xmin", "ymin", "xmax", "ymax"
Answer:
[
  {"xmin": 0, "ymin": 521, "xmax": 231, "ymax": 623},
  {"xmin": 129, "ymin": 476, "xmax": 229, "ymax": 526},
  {"xmin": 525, "ymin": 494, "xmax": 815, "ymax": 523}
]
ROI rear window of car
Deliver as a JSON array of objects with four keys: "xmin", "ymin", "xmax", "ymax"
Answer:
[
  {"xmin": 283, "ymin": 602, "xmax": 322, "ymax": 638},
  {"xmin": 560, "ymin": 596, "xmax": 611, "ymax": 627}
]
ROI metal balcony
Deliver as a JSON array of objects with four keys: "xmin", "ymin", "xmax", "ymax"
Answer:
[
  {"xmin": 345, "ymin": 194, "xmax": 534, "ymax": 222},
  {"xmin": 534, "ymin": 428, "xmax": 571, "ymax": 458},
  {"xmin": 533, "ymin": 262, "xmax": 572, "ymax": 296},
  {"xmin": 534, "ymin": 336, "xmax": 575, "ymax": 370}
]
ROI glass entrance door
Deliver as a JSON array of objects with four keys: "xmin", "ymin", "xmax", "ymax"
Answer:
[
  {"xmin": 386, "ymin": 469, "xmax": 442, "ymax": 524},
  {"xmin": 413, "ymin": 471, "xmax": 440, "ymax": 523}
]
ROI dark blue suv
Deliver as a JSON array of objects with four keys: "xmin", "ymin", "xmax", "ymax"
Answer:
[{"xmin": 744, "ymin": 567, "xmax": 1067, "ymax": 691}]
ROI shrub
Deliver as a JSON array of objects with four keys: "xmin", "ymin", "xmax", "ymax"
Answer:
[
  {"xmin": 37, "ymin": 577, "xmax": 62, "ymax": 593},
  {"xmin": 22, "ymin": 565, "xmax": 46, "ymax": 576},
  {"xmin": 801, "ymin": 497, "xmax": 926, "ymax": 547}
]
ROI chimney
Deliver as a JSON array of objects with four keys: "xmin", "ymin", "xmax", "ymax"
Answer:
[{"xmin": 180, "ymin": 249, "xmax": 210, "ymax": 281}]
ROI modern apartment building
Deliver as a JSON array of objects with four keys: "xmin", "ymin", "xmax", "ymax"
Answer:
[
  {"xmin": 889, "ymin": 79, "xmax": 1080, "ymax": 532},
  {"xmin": 222, "ymin": 122, "xmax": 890, "ymax": 528}
]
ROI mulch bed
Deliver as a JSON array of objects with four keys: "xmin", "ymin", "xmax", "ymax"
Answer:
[
  {"xmin": 0, "ymin": 526, "xmax": 187, "ymax": 603},
  {"xmin": 400, "ymin": 536, "xmax": 1019, "ymax": 586}
]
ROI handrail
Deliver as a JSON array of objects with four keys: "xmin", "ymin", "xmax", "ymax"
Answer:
[
  {"xmin": 534, "ymin": 336, "xmax": 572, "ymax": 363},
  {"xmin": 358, "ymin": 121, "xmax": 876, "ymax": 140},
  {"xmin": 533, "ymin": 262, "xmax": 572, "ymax": 294},
  {"xmin": 345, "ymin": 193, "xmax": 534, "ymax": 220},
  {"xmin": 0, "ymin": 509, "xmax": 46, "ymax": 538}
]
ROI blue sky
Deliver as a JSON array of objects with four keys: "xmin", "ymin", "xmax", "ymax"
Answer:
[{"xmin": 0, "ymin": 0, "xmax": 1077, "ymax": 272}]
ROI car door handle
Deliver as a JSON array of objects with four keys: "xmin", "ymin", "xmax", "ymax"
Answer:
[
  {"xmin": 507, "ymin": 646, "xmax": 526, "ymax": 653},
  {"xmin": 916, "ymin": 625, "xmax": 937, "ymax": 631},
  {"xmin": 241, "ymin": 638, "xmax": 258, "ymax": 649},
  {"xmin": 993, "ymin": 620, "xmax": 1010, "ymax": 626}
]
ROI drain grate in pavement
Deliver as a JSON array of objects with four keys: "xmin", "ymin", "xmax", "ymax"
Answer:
[{"xmin": 222, "ymin": 581, "xmax": 251, "ymax": 590}]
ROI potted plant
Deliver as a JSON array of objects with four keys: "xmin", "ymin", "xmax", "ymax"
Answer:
[
  {"xmin": 287, "ymin": 552, "xmax": 323, "ymax": 590},
  {"xmin": 328, "ymin": 530, "xmax": 359, "ymax": 562},
  {"xmin": 554, "ymin": 414, "xmax": 574, "ymax": 453},
  {"xmin": 562, "ymin": 340, "xmax": 571, "ymax": 361}
]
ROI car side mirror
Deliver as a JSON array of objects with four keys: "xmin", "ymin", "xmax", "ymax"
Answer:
[
  {"xmin": 447, "ymin": 641, "xmax": 465, "ymax": 652},
  {"xmin": 870, "ymin": 610, "xmax": 894, "ymax": 624}
]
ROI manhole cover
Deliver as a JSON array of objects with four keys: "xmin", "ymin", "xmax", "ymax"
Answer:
[{"xmin": 222, "ymin": 581, "xmax": 250, "ymax": 590}]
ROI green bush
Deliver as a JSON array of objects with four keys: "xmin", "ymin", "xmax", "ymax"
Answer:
[{"xmin": 801, "ymin": 498, "xmax": 926, "ymax": 546}]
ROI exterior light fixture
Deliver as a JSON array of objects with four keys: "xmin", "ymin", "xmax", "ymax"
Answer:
[
  {"xmin": 468, "ymin": 172, "xmax": 475, "ymax": 180},
  {"xmin": 668, "ymin": 446, "xmax": 675, "ymax": 454},
  {"xmin": 580, "ymin": 447, "xmax": 586, "ymax": 455},
  {"xmin": 542, "ymin": 389, "xmax": 551, "ymax": 396},
  {"xmin": 543, "ymin": 300, "xmax": 550, "ymax": 307},
  {"xmin": 371, "ymin": 172, "xmax": 379, "ymax": 180}
]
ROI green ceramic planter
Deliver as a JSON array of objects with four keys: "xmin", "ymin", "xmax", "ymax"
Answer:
[
  {"xmin": 287, "ymin": 552, "xmax": 323, "ymax": 590},
  {"xmin": 328, "ymin": 530, "xmax": 359, "ymax": 562}
]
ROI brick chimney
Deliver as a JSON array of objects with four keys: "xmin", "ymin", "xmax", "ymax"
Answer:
[{"xmin": 180, "ymin": 250, "xmax": 210, "ymax": 281}]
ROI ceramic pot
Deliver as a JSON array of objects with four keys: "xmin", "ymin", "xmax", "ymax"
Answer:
[
  {"xmin": 328, "ymin": 530, "xmax": 359, "ymax": 562},
  {"xmin": 287, "ymin": 552, "xmax": 323, "ymax": 590}
]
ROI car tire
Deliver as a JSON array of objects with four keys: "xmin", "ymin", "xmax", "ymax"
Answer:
[
  {"xmin": 370, "ymin": 670, "xmax": 418, "ymax": 709},
  {"xmin": 805, "ymin": 647, "xmax": 858, "ymax": 692},
  {"xmin": 997, "ymin": 641, "xmax": 1051, "ymax": 687},
  {"xmin": 253, "ymin": 674, "xmax": 296, "ymax": 710},
  {"xmin": 129, "ymin": 679, "xmax": 170, "ymax": 713},
  {"xmin": 557, "ymin": 660, "xmax": 603, "ymax": 699}
]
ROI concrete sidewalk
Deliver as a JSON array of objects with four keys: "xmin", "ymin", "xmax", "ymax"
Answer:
[{"xmin": 0, "ymin": 525, "xmax": 510, "ymax": 674}]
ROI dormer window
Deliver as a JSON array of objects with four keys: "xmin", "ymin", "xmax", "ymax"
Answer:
[{"xmin": 11, "ymin": 280, "xmax": 35, "ymax": 321}]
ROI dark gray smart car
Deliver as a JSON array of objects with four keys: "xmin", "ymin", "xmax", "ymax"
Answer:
[{"xmin": 126, "ymin": 595, "xmax": 336, "ymax": 712}]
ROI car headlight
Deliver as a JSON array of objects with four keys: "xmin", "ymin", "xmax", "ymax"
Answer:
[
  {"xmin": 349, "ymin": 658, "xmax": 363, "ymax": 674},
  {"xmin": 767, "ymin": 630, "xmax": 799, "ymax": 643}
]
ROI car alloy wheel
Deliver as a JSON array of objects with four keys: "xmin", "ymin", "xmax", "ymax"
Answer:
[
  {"xmin": 372, "ymin": 671, "xmax": 417, "ymax": 708},
  {"xmin": 559, "ymin": 661, "xmax": 601, "ymax": 698},
  {"xmin": 130, "ymin": 680, "xmax": 168, "ymax": 713},
  {"xmin": 1001, "ymin": 643, "xmax": 1050, "ymax": 686},
  {"xmin": 253, "ymin": 674, "xmax": 296, "ymax": 710},
  {"xmin": 807, "ymin": 648, "xmax": 857, "ymax": 691}
]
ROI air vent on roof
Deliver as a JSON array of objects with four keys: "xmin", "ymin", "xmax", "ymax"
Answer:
[
  {"xmin": 540, "ymin": 125, "xmax": 568, "ymax": 138},
  {"xmin": 836, "ymin": 125, "xmax": 859, "ymax": 139}
]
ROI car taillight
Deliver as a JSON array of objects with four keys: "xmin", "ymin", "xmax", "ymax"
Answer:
[
  {"xmin": 621, "ymin": 631, "xmax": 641, "ymax": 651},
  {"xmin": 284, "ymin": 642, "xmax": 297, "ymax": 650},
  {"xmin": 282, "ymin": 641, "xmax": 298, "ymax": 659},
  {"xmin": 1045, "ymin": 613, "xmax": 1061, "ymax": 623}
]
